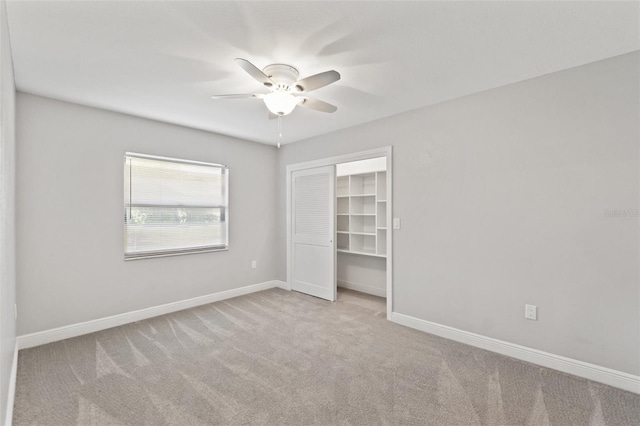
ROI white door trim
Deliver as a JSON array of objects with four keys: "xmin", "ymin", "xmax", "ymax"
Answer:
[{"xmin": 286, "ymin": 146, "xmax": 393, "ymax": 318}]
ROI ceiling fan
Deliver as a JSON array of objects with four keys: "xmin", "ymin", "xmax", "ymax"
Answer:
[{"xmin": 211, "ymin": 58, "xmax": 340, "ymax": 117}]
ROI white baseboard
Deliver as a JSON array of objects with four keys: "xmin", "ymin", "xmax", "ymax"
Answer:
[
  {"xmin": 17, "ymin": 280, "xmax": 288, "ymax": 350},
  {"xmin": 338, "ymin": 280, "xmax": 386, "ymax": 298},
  {"xmin": 5, "ymin": 343, "xmax": 17, "ymax": 426},
  {"xmin": 278, "ymin": 280, "xmax": 291, "ymax": 291},
  {"xmin": 270, "ymin": 280, "xmax": 290, "ymax": 291},
  {"xmin": 390, "ymin": 312, "xmax": 640, "ymax": 394}
]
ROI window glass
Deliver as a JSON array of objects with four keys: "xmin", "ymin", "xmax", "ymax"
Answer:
[{"xmin": 124, "ymin": 153, "xmax": 228, "ymax": 259}]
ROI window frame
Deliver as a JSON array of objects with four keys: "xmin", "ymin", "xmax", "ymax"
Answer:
[{"xmin": 123, "ymin": 152, "xmax": 229, "ymax": 260}]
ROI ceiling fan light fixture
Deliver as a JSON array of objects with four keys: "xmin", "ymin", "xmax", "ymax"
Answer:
[
  {"xmin": 263, "ymin": 91, "xmax": 300, "ymax": 116},
  {"xmin": 212, "ymin": 59, "xmax": 340, "ymax": 116}
]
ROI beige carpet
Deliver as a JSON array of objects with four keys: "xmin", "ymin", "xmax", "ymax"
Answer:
[{"xmin": 13, "ymin": 288, "xmax": 640, "ymax": 425}]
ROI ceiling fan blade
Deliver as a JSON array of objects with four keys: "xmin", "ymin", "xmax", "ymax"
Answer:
[
  {"xmin": 235, "ymin": 58, "xmax": 275, "ymax": 87},
  {"xmin": 298, "ymin": 97, "xmax": 338, "ymax": 113},
  {"xmin": 295, "ymin": 70, "xmax": 340, "ymax": 92},
  {"xmin": 210, "ymin": 93, "xmax": 260, "ymax": 99}
]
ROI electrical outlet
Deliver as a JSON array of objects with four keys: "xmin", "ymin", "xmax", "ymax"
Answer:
[
  {"xmin": 251, "ymin": 260, "xmax": 257, "ymax": 269},
  {"xmin": 525, "ymin": 304, "xmax": 537, "ymax": 320}
]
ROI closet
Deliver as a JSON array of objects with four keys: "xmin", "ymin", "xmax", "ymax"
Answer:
[{"xmin": 336, "ymin": 157, "xmax": 387, "ymax": 298}]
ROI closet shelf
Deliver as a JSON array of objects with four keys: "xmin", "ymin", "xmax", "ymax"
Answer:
[
  {"xmin": 337, "ymin": 249, "xmax": 386, "ymax": 258},
  {"xmin": 336, "ymin": 170, "xmax": 387, "ymax": 258}
]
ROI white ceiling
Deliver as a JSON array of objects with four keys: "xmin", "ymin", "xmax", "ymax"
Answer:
[{"xmin": 6, "ymin": 1, "xmax": 639, "ymax": 145}]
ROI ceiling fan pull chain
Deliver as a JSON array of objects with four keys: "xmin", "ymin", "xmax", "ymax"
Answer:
[{"xmin": 277, "ymin": 115, "xmax": 283, "ymax": 148}]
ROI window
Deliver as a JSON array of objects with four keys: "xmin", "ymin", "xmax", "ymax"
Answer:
[{"xmin": 124, "ymin": 153, "xmax": 228, "ymax": 259}]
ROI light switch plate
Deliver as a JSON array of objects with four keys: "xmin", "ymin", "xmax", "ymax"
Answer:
[{"xmin": 393, "ymin": 218, "xmax": 401, "ymax": 229}]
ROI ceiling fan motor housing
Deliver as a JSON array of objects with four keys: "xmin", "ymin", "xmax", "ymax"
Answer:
[
  {"xmin": 212, "ymin": 58, "xmax": 339, "ymax": 116},
  {"xmin": 263, "ymin": 64, "xmax": 300, "ymax": 91}
]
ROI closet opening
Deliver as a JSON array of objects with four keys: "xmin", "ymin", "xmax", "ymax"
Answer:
[
  {"xmin": 336, "ymin": 157, "xmax": 387, "ymax": 298},
  {"xmin": 286, "ymin": 147, "xmax": 392, "ymax": 318}
]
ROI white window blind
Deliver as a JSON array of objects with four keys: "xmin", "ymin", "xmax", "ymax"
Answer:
[{"xmin": 124, "ymin": 153, "xmax": 228, "ymax": 259}]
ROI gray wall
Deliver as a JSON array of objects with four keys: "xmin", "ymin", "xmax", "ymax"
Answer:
[
  {"xmin": 16, "ymin": 93, "xmax": 279, "ymax": 335},
  {"xmin": 278, "ymin": 52, "xmax": 640, "ymax": 376},
  {"xmin": 337, "ymin": 253, "xmax": 385, "ymax": 295},
  {"xmin": 0, "ymin": 0, "xmax": 16, "ymax": 422}
]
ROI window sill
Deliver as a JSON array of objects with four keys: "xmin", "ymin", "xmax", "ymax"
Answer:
[{"xmin": 124, "ymin": 246, "xmax": 228, "ymax": 261}]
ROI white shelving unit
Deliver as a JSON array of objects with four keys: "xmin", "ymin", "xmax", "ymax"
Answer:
[{"xmin": 336, "ymin": 171, "xmax": 387, "ymax": 257}]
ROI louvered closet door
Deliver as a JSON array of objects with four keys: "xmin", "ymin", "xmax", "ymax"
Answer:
[{"xmin": 291, "ymin": 166, "xmax": 336, "ymax": 301}]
